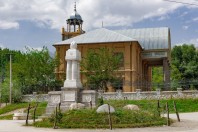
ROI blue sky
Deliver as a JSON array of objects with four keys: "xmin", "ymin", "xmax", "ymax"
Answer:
[{"xmin": 0, "ymin": 0, "xmax": 198, "ymax": 52}]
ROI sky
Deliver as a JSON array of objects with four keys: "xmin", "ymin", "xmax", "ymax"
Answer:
[{"xmin": 0, "ymin": 0, "xmax": 198, "ymax": 53}]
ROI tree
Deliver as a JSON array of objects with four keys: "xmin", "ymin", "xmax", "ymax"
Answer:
[
  {"xmin": 11, "ymin": 47, "xmax": 61, "ymax": 94},
  {"xmin": 0, "ymin": 47, "xmax": 61, "ymax": 103},
  {"xmin": 0, "ymin": 48, "xmax": 22, "ymax": 103},
  {"xmin": 152, "ymin": 67, "xmax": 163, "ymax": 90},
  {"xmin": 81, "ymin": 48, "xmax": 122, "ymax": 91},
  {"xmin": 171, "ymin": 44, "xmax": 198, "ymax": 89}
]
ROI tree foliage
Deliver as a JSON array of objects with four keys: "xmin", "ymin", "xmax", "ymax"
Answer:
[
  {"xmin": 171, "ymin": 44, "xmax": 198, "ymax": 89},
  {"xmin": 152, "ymin": 67, "xmax": 163, "ymax": 90},
  {"xmin": 0, "ymin": 47, "xmax": 61, "ymax": 102},
  {"xmin": 81, "ymin": 48, "xmax": 122, "ymax": 91}
]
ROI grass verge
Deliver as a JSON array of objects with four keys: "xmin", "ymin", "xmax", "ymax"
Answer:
[
  {"xmin": 0, "ymin": 103, "xmax": 28, "ymax": 115},
  {"xmin": 0, "ymin": 114, "xmax": 13, "ymax": 120},
  {"xmin": 0, "ymin": 102, "xmax": 47, "ymax": 120},
  {"xmin": 106, "ymin": 98, "xmax": 198, "ymax": 113},
  {"xmin": 34, "ymin": 108, "xmax": 167, "ymax": 128},
  {"xmin": 33, "ymin": 98, "xmax": 198, "ymax": 128}
]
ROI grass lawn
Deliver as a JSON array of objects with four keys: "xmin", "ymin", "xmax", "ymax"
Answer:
[
  {"xmin": 34, "ymin": 108, "xmax": 167, "ymax": 128},
  {"xmin": 0, "ymin": 102, "xmax": 47, "ymax": 120},
  {"xmin": 33, "ymin": 98, "xmax": 198, "ymax": 128},
  {"xmin": 1, "ymin": 98, "xmax": 198, "ymax": 128},
  {"xmin": 106, "ymin": 98, "xmax": 198, "ymax": 113},
  {"xmin": 0, "ymin": 103, "xmax": 28, "ymax": 115}
]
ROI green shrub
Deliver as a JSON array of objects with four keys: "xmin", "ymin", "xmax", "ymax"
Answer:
[
  {"xmin": 49, "ymin": 110, "xmax": 63, "ymax": 123},
  {"xmin": 34, "ymin": 108, "xmax": 167, "ymax": 128},
  {"xmin": 97, "ymin": 97, "xmax": 104, "ymax": 106}
]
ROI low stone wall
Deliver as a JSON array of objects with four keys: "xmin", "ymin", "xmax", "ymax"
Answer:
[
  {"xmin": 22, "ymin": 93, "xmax": 48, "ymax": 102},
  {"xmin": 22, "ymin": 88, "xmax": 198, "ymax": 102},
  {"xmin": 99, "ymin": 88, "xmax": 198, "ymax": 100}
]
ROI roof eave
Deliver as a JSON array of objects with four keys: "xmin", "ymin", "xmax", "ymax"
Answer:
[{"xmin": 53, "ymin": 40, "xmax": 139, "ymax": 47}]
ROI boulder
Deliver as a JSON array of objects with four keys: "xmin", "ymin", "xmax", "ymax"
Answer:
[
  {"xmin": 123, "ymin": 104, "xmax": 140, "ymax": 111},
  {"xmin": 69, "ymin": 103, "xmax": 85, "ymax": 110},
  {"xmin": 96, "ymin": 104, "xmax": 115, "ymax": 113}
]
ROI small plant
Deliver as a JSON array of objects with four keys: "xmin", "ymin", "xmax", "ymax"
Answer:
[
  {"xmin": 49, "ymin": 110, "xmax": 63, "ymax": 123},
  {"xmin": 98, "ymin": 97, "xmax": 104, "ymax": 106}
]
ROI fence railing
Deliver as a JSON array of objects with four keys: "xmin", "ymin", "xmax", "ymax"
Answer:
[{"xmin": 22, "ymin": 88, "xmax": 198, "ymax": 102}]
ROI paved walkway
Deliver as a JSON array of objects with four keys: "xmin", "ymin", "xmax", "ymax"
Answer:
[{"xmin": 0, "ymin": 112, "xmax": 198, "ymax": 132}]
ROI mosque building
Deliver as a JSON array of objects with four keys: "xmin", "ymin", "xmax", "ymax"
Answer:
[{"xmin": 53, "ymin": 3, "xmax": 171, "ymax": 92}]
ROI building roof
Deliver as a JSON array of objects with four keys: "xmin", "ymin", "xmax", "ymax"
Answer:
[
  {"xmin": 54, "ymin": 28, "xmax": 137, "ymax": 45},
  {"xmin": 54, "ymin": 27, "xmax": 170, "ymax": 50},
  {"xmin": 115, "ymin": 27, "xmax": 170, "ymax": 50}
]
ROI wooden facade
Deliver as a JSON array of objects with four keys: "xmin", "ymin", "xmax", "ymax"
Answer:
[{"xmin": 54, "ymin": 41, "xmax": 146, "ymax": 92}]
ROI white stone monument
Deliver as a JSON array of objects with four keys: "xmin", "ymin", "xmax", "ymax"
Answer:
[
  {"xmin": 60, "ymin": 41, "xmax": 82, "ymax": 108},
  {"xmin": 63, "ymin": 41, "xmax": 82, "ymax": 88},
  {"xmin": 45, "ymin": 41, "xmax": 97, "ymax": 115}
]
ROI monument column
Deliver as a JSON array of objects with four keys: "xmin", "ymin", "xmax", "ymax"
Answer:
[
  {"xmin": 63, "ymin": 41, "xmax": 82, "ymax": 88},
  {"xmin": 66, "ymin": 60, "xmax": 72, "ymax": 80},
  {"xmin": 72, "ymin": 61, "xmax": 78, "ymax": 80},
  {"xmin": 77, "ymin": 62, "xmax": 80, "ymax": 80}
]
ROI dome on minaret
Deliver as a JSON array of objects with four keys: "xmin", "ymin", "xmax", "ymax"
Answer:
[
  {"xmin": 67, "ymin": 2, "xmax": 83, "ymax": 25},
  {"xmin": 69, "ymin": 10, "xmax": 82, "ymax": 20}
]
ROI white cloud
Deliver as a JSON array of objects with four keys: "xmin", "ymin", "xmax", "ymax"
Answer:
[
  {"xmin": 182, "ymin": 25, "xmax": 189, "ymax": 30},
  {"xmin": 77, "ymin": 0, "xmax": 184, "ymax": 30},
  {"xmin": 0, "ymin": 0, "xmax": 195, "ymax": 30},
  {"xmin": 179, "ymin": 11, "xmax": 188, "ymax": 17},
  {"xmin": 0, "ymin": 20, "xmax": 19, "ymax": 29},
  {"xmin": 177, "ymin": 38, "xmax": 198, "ymax": 48},
  {"xmin": 193, "ymin": 17, "xmax": 198, "ymax": 22},
  {"xmin": 184, "ymin": 17, "xmax": 198, "ymax": 24},
  {"xmin": 158, "ymin": 15, "xmax": 169, "ymax": 21},
  {"xmin": 190, "ymin": 38, "xmax": 198, "ymax": 47}
]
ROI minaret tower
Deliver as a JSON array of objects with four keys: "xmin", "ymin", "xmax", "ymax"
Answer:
[{"xmin": 61, "ymin": 2, "xmax": 85, "ymax": 40}]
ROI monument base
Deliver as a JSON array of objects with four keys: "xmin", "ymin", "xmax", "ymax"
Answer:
[
  {"xmin": 45, "ymin": 89, "xmax": 98, "ymax": 115},
  {"xmin": 64, "ymin": 80, "xmax": 82, "ymax": 88}
]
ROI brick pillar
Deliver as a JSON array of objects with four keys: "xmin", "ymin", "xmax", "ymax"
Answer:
[
  {"xmin": 123, "ymin": 44, "xmax": 132, "ymax": 92},
  {"xmin": 131, "ymin": 44, "xmax": 137, "ymax": 92}
]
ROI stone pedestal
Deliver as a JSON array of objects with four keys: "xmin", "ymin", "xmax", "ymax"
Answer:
[
  {"xmin": 81, "ymin": 90, "xmax": 97, "ymax": 107},
  {"xmin": 46, "ymin": 91, "xmax": 61, "ymax": 115},
  {"xmin": 60, "ymin": 87, "xmax": 82, "ymax": 111}
]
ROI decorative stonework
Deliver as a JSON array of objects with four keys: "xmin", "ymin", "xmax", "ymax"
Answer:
[
  {"xmin": 82, "ymin": 94, "xmax": 91, "ymax": 102},
  {"xmin": 51, "ymin": 95, "xmax": 61, "ymax": 104},
  {"xmin": 64, "ymin": 91, "xmax": 76, "ymax": 101}
]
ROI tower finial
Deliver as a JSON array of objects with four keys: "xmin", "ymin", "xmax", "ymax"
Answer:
[{"xmin": 74, "ymin": 2, "xmax": 76, "ymax": 11}]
